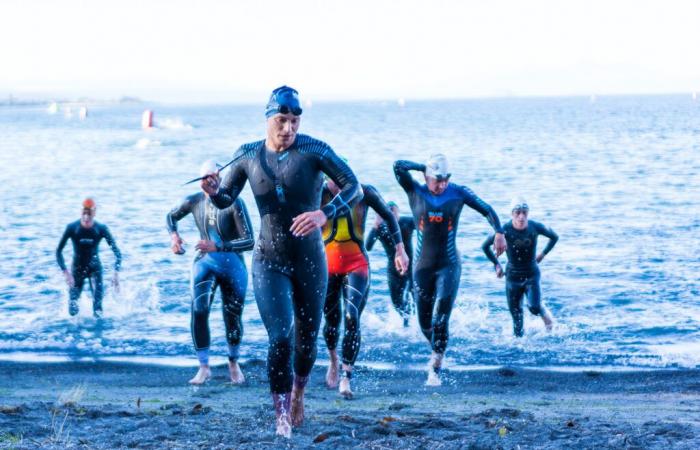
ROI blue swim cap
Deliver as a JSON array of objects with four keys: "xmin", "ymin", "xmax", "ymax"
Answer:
[{"xmin": 265, "ymin": 86, "xmax": 303, "ymax": 118}]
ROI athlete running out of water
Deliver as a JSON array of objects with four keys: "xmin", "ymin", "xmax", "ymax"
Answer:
[
  {"xmin": 167, "ymin": 160, "xmax": 255, "ymax": 385},
  {"xmin": 56, "ymin": 198, "xmax": 122, "ymax": 318},
  {"xmin": 322, "ymin": 180, "xmax": 409, "ymax": 399},
  {"xmin": 394, "ymin": 154, "xmax": 506, "ymax": 386},
  {"xmin": 365, "ymin": 201, "xmax": 416, "ymax": 326},
  {"xmin": 482, "ymin": 197, "xmax": 558, "ymax": 337},
  {"xmin": 201, "ymin": 86, "xmax": 362, "ymax": 438}
]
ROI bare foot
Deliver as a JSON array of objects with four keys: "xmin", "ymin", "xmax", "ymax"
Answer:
[
  {"xmin": 228, "ymin": 360, "xmax": 245, "ymax": 384},
  {"xmin": 291, "ymin": 385, "xmax": 305, "ymax": 427},
  {"xmin": 326, "ymin": 353, "xmax": 339, "ymax": 388},
  {"xmin": 188, "ymin": 366, "xmax": 211, "ymax": 385},
  {"xmin": 426, "ymin": 352, "xmax": 443, "ymax": 387},
  {"xmin": 275, "ymin": 414, "xmax": 292, "ymax": 438},
  {"xmin": 272, "ymin": 393, "xmax": 292, "ymax": 438},
  {"xmin": 339, "ymin": 376, "xmax": 353, "ymax": 399},
  {"xmin": 542, "ymin": 310, "xmax": 554, "ymax": 332}
]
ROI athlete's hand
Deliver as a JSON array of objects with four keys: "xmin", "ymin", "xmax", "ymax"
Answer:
[
  {"xmin": 63, "ymin": 270, "xmax": 75, "ymax": 288},
  {"xmin": 536, "ymin": 253, "xmax": 544, "ymax": 264},
  {"xmin": 394, "ymin": 243, "xmax": 410, "ymax": 275},
  {"xmin": 495, "ymin": 264, "xmax": 504, "ymax": 278},
  {"xmin": 200, "ymin": 172, "xmax": 220, "ymax": 196},
  {"xmin": 112, "ymin": 272, "xmax": 120, "ymax": 294},
  {"xmin": 171, "ymin": 233, "xmax": 185, "ymax": 255},
  {"xmin": 494, "ymin": 233, "xmax": 507, "ymax": 257},
  {"xmin": 195, "ymin": 240, "xmax": 218, "ymax": 254},
  {"xmin": 291, "ymin": 210, "xmax": 327, "ymax": 237}
]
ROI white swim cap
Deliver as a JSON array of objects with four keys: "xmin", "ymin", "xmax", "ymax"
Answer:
[
  {"xmin": 425, "ymin": 154, "xmax": 450, "ymax": 180},
  {"xmin": 509, "ymin": 197, "xmax": 529, "ymax": 212},
  {"xmin": 199, "ymin": 159, "xmax": 218, "ymax": 177}
]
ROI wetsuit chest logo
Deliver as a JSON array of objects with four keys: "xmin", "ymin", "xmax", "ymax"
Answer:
[
  {"xmin": 427, "ymin": 211, "xmax": 444, "ymax": 223},
  {"xmin": 79, "ymin": 238, "xmax": 94, "ymax": 245},
  {"xmin": 514, "ymin": 238, "xmax": 532, "ymax": 248}
]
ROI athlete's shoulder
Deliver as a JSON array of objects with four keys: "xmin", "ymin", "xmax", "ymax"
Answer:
[
  {"xmin": 529, "ymin": 220, "xmax": 546, "ymax": 231},
  {"xmin": 295, "ymin": 134, "xmax": 332, "ymax": 157},
  {"xmin": 67, "ymin": 220, "xmax": 81, "ymax": 233},
  {"xmin": 361, "ymin": 184, "xmax": 379, "ymax": 196},
  {"xmin": 503, "ymin": 220, "xmax": 514, "ymax": 231},
  {"xmin": 185, "ymin": 192, "xmax": 205, "ymax": 204},
  {"xmin": 234, "ymin": 141, "xmax": 263, "ymax": 160}
]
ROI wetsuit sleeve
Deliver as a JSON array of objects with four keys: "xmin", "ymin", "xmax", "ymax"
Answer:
[
  {"xmin": 365, "ymin": 227, "xmax": 379, "ymax": 251},
  {"xmin": 166, "ymin": 196, "xmax": 194, "ymax": 233},
  {"xmin": 56, "ymin": 225, "xmax": 71, "ymax": 271},
  {"xmin": 101, "ymin": 225, "xmax": 122, "ymax": 271},
  {"xmin": 535, "ymin": 221, "xmax": 559, "ymax": 255},
  {"xmin": 481, "ymin": 234, "xmax": 500, "ymax": 267},
  {"xmin": 393, "ymin": 160, "xmax": 425, "ymax": 193},
  {"xmin": 317, "ymin": 148, "xmax": 362, "ymax": 220},
  {"xmin": 219, "ymin": 198, "xmax": 255, "ymax": 252},
  {"xmin": 363, "ymin": 185, "xmax": 402, "ymax": 245},
  {"xmin": 211, "ymin": 148, "xmax": 249, "ymax": 209},
  {"xmin": 459, "ymin": 186, "xmax": 504, "ymax": 234}
]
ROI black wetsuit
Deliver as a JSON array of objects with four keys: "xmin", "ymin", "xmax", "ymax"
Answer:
[
  {"xmin": 211, "ymin": 134, "xmax": 361, "ymax": 394},
  {"xmin": 56, "ymin": 221, "xmax": 122, "ymax": 316},
  {"xmin": 394, "ymin": 160, "xmax": 503, "ymax": 354},
  {"xmin": 482, "ymin": 220, "xmax": 558, "ymax": 337},
  {"xmin": 322, "ymin": 184, "xmax": 402, "ymax": 367},
  {"xmin": 365, "ymin": 216, "xmax": 415, "ymax": 318},
  {"xmin": 166, "ymin": 193, "xmax": 254, "ymax": 359}
]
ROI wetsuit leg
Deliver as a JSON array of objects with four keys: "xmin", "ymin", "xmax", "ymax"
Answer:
[
  {"xmin": 525, "ymin": 271, "xmax": 542, "ymax": 316},
  {"xmin": 190, "ymin": 256, "xmax": 216, "ymax": 350},
  {"xmin": 506, "ymin": 275, "xmax": 527, "ymax": 337},
  {"xmin": 388, "ymin": 268, "xmax": 411, "ymax": 318},
  {"xmin": 212, "ymin": 253, "xmax": 248, "ymax": 360},
  {"xmin": 340, "ymin": 268, "xmax": 369, "ymax": 366},
  {"xmin": 323, "ymin": 274, "xmax": 344, "ymax": 353},
  {"xmin": 431, "ymin": 264, "xmax": 461, "ymax": 354},
  {"xmin": 290, "ymin": 259, "xmax": 326, "ymax": 380},
  {"xmin": 69, "ymin": 266, "xmax": 88, "ymax": 316},
  {"xmin": 414, "ymin": 268, "xmax": 437, "ymax": 344},
  {"xmin": 89, "ymin": 265, "xmax": 104, "ymax": 314}
]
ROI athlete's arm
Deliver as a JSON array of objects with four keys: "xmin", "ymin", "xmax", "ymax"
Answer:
[
  {"xmin": 535, "ymin": 221, "xmax": 559, "ymax": 263},
  {"xmin": 56, "ymin": 225, "xmax": 71, "ymax": 272},
  {"xmin": 101, "ymin": 225, "xmax": 122, "ymax": 272},
  {"xmin": 219, "ymin": 198, "xmax": 255, "ymax": 252},
  {"xmin": 460, "ymin": 186, "xmax": 506, "ymax": 255},
  {"xmin": 318, "ymin": 149, "xmax": 362, "ymax": 220},
  {"xmin": 393, "ymin": 160, "xmax": 424, "ymax": 193},
  {"xmin": 481, "ymin": 234, "xmax": 504, "ymax": 278},
  {"xmin": 364, "ymin": 184, "xmax": 409, "ymax": 274},
  {"xmin": 206, "ymin": 149, "xmax": 249, "ymax": 209},
  {"xmin": 166, "ymin": 195, "xmax": 195, "ymax": 255}
]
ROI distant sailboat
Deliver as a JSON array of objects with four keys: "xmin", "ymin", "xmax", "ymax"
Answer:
[
  {"xmin": 141, "ymin": 110, "xmax": 154, "ymax": 129},
  {"xmin": 79, "ymin": 106, "xmax": 88, "ymax": 120},
  {"xmin": 47, "ymin": 102, "xmax": 58, "ymax": 114}
]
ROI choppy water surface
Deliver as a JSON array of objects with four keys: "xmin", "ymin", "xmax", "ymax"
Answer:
[{"xmin": 1, "ymin": 96, "xmax": 698, "ymax": 369}]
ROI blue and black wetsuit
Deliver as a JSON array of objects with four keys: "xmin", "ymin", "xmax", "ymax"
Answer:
[
  {"xmin": 366, "ymin": 216, "xmax": 415, "ymax": 319},
  {"xmin": 56, "ymin": 221, "xmax": 121, "ymax": 316},
  {"xmin": 167, "ymin": 193, "xmax": 254, "ymax": 361},
  {"xmin": 211, "ymin": 134, "xmax": 361, "ymax": 394},
  {"xmin": 482, "ymin": 220, "xmax": 558, "ymax": 337},
  {"xmin": 321, "ymin": 184, "xmax": 402, "ymax": 367},
  {"xmin": 394, "ymin": 160, "xmax": 503, "ymax": 354}
]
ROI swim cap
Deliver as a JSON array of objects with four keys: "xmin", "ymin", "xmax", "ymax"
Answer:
[
  {"xmin": 82, "ymin": 198, "xmax": 96, "ymax": 209},
  {"xmin": 199, "ymin": 159, "xmax": 218, "ymax": 177},
  {"xmin": 387, "ymin": 201, "xmax": 398, "ymax": 209},
  {"xmin": 509, "ymin": 197, "xmax": 529, "ymax": 212},
  {"xmin": 425, "ymin": 154, "xmax": 450, "ymax": 180},
  {"xmin": 265, "ymin": 86, "xmax": 303, "ymax": 118}
]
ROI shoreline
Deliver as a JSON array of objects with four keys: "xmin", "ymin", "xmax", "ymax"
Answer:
[{"xmin": 1, "ymin": 361, "xmax": 699, "ymax": 449}]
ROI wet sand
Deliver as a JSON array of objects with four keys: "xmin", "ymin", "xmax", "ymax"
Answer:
[{"xmin": 0, "ymin": 360, "xmax": 698, "ymax": 449}]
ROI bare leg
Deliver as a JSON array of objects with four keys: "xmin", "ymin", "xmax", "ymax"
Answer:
[
  {"xmin": 189, "ymin": 364, "xmax": 212, "ymax": 385},
  {"xmin": 426, "ymin": 351, "xmax": 443, "ymax": 387},
  {"xmin": 339, "ymin": 364, "xmax": 353, "ymax": 399},
  {"xmin": 291, "ymin": 374, "xmax": 308, "ymax": 427},
  {"xmin": 272, "ymin": 393, "xmax": 292, "ymax": 438},
  {"xmin": 326, "ymin": 349, "xmax": 339, "ymax": 388},
  {"xmin": 541, "ymin": 307, "xmax": 554, "ymax": 331}
]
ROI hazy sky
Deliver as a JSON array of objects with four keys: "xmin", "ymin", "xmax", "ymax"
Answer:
[{"xmin": 2, "ymin": 0, "xmax": 699, "ymax": 102}]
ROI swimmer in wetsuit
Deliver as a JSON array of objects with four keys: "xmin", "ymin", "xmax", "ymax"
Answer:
[
  {"xmin": 365, "ymin": 201, "xmax": 416, "ymax": 326},
  {"xmin": 482, "ymin": 197, "xmax": 558, "ymax": 337},
  {"xmin": 56, "ymin": 198, "xmax": 121, "ymax": 317},
  {"xmin": 167, "ymin": 160, "xmax": 254, "ymax": 385},
  {"xmin": 394, "ymin": 154, "xmax": 506, "ymax": 386},
  {"xmin": 322, "ymin": 180, "xmax": 409, "ymax": 399},
  {"xmin": 201, "ymin": 86, "xmax": 362, "ymax": 438}
]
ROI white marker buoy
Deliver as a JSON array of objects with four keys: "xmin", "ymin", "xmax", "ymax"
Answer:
[
  {"xmin": 141, "ymin": 109, "xmax": 154, "ymax": 129},
  {"xmin": 47, "ymin": 102, "xmax": 58, "ymax": 114},
  {"xmin": 79, "ymin": 106, "xmax": 88, "ymax": 120},
  {"xmin": 693, "ymin": 92, "xmax": 697, "ymax": 102},
  {"xmin": 397, "ymin": 98, "xmax": 406, "ymax": 107}
]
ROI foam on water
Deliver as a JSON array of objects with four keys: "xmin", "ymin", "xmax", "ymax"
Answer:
[{"xmin": 0, "ymin": 97, "xmax": 698, "ymax": 369}]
